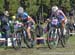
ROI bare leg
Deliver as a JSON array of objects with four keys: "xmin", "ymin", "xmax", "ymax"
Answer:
[{"xmin": 27, "ymin": 27, "xmax": 31, "ymax": 40}]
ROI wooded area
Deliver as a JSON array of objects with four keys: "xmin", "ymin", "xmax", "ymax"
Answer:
[{"xmin": 0, "ymin": 0, "xmax": 75, "ymax": 22}]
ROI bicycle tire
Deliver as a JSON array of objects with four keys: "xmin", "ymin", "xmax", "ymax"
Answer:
[
  {"xmin": 22, "ymin": 30, "xmax": 31, "ymax": 48},
  {"xmin": 60, "ymin": 29, "xmax": 66, "ymax": 47},
  {"xmin": 13, "ymin": 32, "xmax": 22, "ymax": 49},
  {"xmin": 30, "ymin": 30, "xmax": 36, "ymax": 48},
  {"xmin": 47, "ymin": 28, "xmax": 59, "ymax": 49}
]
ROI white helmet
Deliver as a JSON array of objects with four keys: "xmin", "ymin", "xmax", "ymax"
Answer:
[
  {"xmin": 52, "ymin": 6, "xmax": 58, "ymax": 12},
  {"xmin": 18, "ymin": 7, "xmax": 24, "ymax": 14}
]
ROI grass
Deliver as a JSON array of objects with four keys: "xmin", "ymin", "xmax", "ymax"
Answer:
[{"xmin": 0, "ymin": 35, "xmax": 75, "ymax": 55}]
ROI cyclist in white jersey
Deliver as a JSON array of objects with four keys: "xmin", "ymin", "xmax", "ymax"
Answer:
[{"xmin": 51, "ymin": 6, "xmax": 67, "ymax": 35}]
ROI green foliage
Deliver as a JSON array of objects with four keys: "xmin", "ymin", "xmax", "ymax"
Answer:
[
  {"xmin": 70, "ymin": 0, "xmax": 75, "ymax": 9},
  {"xmin": 0, "ymin": 0, "xmax": 4, "ymax": 11},
  {"xmin": 9, "ymin": 0, "xmax": 19, "ymax": 14},
  {"xmin": 61, "ymin": 0, "xmax": 71, "ymax": 12},
  {"xmin": 50, "ymin": 0, "xmax": 59, "ymax": 6},
  {"xmin": 26, "ymin": 0, "xmax": 39, "ymax": 16},
  {"xmin": 0, "ymin": 0, "xmax": 74, "ymax": 18}
]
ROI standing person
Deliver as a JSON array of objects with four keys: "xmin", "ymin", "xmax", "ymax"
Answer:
[
  {"xmin": 69, "ymin": 9, "xmax": 75, "ymax": 34},
  {"xmin": 0, "ymin": 12, "xmax": 3, "ymax": 38},
  {"xmin": 1, "ymin": 11, "xmax": 9, "ymax": 48},
  {"xmin": 51, "ymin": 5, "xmax": 67, "ymax": 35},
  {"xmin": 9, "ymin": 15, "xmax": 17, "ymax": 48},
  {"xmin": 69, "ymin": 8, "xmax": 74, "ymax": 24},
  {"xmin": 17, "ymin": 7, "xmax": 35, "ymax": 41}
]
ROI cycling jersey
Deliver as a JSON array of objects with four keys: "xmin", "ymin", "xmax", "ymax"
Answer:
[
  {"xmin": 51, "ymin": 9, "xmax": 65, "ymax": 23},
  {"xmin": 22, "ymin": 12, "xmax": 28, "ymax": 19},
  {"xmin": 17, "ymin": 12, "xmax": 33, "ymax": 28},
  {"xmin": 17, "ymin": 12, "xmax": 29, "ymax": 24},
  {"xmin": 17, "ymin": 12, "xmax": 28, "ymax": 19}
]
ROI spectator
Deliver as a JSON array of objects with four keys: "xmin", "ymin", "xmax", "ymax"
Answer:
[
  {"xmin": 69, "ymin": 8, "xmax": 75, "ymax": 36},
  {"xmin": 69, "ymin": 8, "xmax": 74, "ymax": 24},
  {"xmin": 1, "ymin": 11, "xmax": 10, "ymax": 47}
]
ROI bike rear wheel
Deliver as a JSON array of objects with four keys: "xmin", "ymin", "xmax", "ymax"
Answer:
[
  {"xmin": 30, "ymin": 30, "xmax": 36, "ymax": 48},
  {"xmin": 59, "ymin": 28, "xmax": 67, "ymax": 47},
  {"xmin": 22, "ymin": 30, "xmax": 32, "ymax": 48}
]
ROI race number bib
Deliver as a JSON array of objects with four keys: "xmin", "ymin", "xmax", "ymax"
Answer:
[{"xmin": 51, "ymin": 19, "xmax": 58, "ymax": 25}]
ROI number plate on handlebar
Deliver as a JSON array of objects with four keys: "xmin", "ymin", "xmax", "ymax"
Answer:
[{"xmin": 51, "ymin": 19, "xmax": 58, "ymax": 25}]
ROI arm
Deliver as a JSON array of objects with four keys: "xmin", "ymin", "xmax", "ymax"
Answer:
[
  {"xmin": 28, "ymin": 16, "xmax": 35, "ymax": 24},
  {"xmin": 60, "ymin": 10, "xmax": 67, "ymax": 20}
]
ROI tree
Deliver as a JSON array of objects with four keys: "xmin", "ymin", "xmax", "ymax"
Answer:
[
  {"xmin": 19, "ymin": 0, "xmax": 26, "ymax": 10},
  {"xmin": 9, "ymin": 0, "xmax": 19, "ymax": 14},
  {"xmin": 70, "ymin": 0, "xmax": 75, "ymax": 9},
  {"xmin": 0, "ymin": 0, "xmax": 4, "ymax": 11},
  {"xmin": 0, "ymin": 0, "xmax": 73, "ymax": 18},
  {"xmin": 25, "ymin": 0, "xmax": 38, "ymax": 15},
  {"xmin": 61, "ymin": 0, "xmax": 71, "ymax": 12},
  {"xmin": 4, "ymin": 0, "xmax": 9, "ymax": 11},
  {"xmin": 50, "ymin": 0, "xmax": 59, "ymax": 6}
]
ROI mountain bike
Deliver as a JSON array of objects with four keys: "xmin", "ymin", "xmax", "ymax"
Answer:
[
  {"xmin": 12, "ymin": 22, "xmax": 36, "ymax": 49},
  {"xmin": 47, "ymin": 24, "xmax": 59, "ymax": 49},
  {"xmin": 46, "ymin": 18, "xmax": 70, "ymax": 49}
]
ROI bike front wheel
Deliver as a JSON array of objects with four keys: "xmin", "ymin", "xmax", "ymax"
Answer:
[{"xmin": 47, "ymin": 28, "xmax": 59, "ymax": 49}]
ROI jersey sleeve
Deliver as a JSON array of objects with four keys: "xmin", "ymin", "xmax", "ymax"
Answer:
[
  {"xmin": 23, "ymin": 12, "xmax": 29, "ymax": 19},
  {"xmin": 59, "ymin": 10, "xmax": 66, "ymax": 17}
]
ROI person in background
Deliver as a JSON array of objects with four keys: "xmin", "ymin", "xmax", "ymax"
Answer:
[
  {"xmin": 69, "ymin": 8, "xmax": 75, "ymax": 35},
  {"xmin": 0, "ymin": 11, "xmax": 3, "ymax": 38},
  {"xmin": 69, "ymin": 8, "xmax": 74, "ymax": 24},
  {"xmin": 1, "ymin": 11, "xmax": 9, "ymax": 48},
  {"xmin": 44, "ymin": 18, "xmax": 51, "ymax": 33}
]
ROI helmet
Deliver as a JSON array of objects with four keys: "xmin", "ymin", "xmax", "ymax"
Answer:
[
  {"xmin": 12, "ymin": 16, "xmax": 16, "ymax": 20},
  {"xmin": 18, "ymin": 7, "xmax": 24, "ymax": 14},
  {"xmin": 52, "ymin": 6, "xmax": 58, "ymax": 12},
  {"xmin": 4, "ymin": 11, "xmax": 9, "ymax": 16}
]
